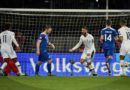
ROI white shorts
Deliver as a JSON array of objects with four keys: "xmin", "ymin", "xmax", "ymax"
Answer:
[
  {"xmin": 81, "ymin": 50, "xmax": 95, "ymax": 61},
  {"xmin": 120, "ymin": 43, "xmax": 130, "ymax": 56},
  {"xmin": 1, "ymin": 46, "xmax": 17, "ymax": 59}
]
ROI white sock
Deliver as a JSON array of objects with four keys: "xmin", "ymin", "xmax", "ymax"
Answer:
[
  {"xmin": 1, "ymin": 62, "xmax": 7, "ymax": 70},
  {"xmin": 15, "ymin": 61, "xmax": 22, "ymax": 74},
  {"xmin": 83, "ymin": 61, "xmax": 88, "ymax": 67},
  {"xmin": 120, "ymin": 60, "xmax": 125, "ymax": 74},
  {"xmin": 88, "ymin": 62, "xmax": 96, "ymax": 75}
]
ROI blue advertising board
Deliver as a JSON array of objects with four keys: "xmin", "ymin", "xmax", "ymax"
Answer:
[{"xmin": 16, "ymin": 53, "xmax": 130, "ymax": 76}]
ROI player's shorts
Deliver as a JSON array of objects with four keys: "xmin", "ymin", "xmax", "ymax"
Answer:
[
  {"xmin": 38, "ymin": 52, "xmax": 51, "ymax": 62},
  {"xmin": 120, "ymin": 42, "xmax": 130, "ymax": 56},
  {"xmin": 1, "ymin": 46, "xmax": 17, "ymax": 59},
  {"xmin": 81, "ymin": 50, "xmax": 95, "ymax": 62},
  {"xmin": 103, "ymin": 48, "xmax": 114, "ymax": 57}
]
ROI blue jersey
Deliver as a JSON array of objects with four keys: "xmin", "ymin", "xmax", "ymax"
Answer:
[
  {"xmin": 101, "ymin": 27, "xmax": 117, "ymax": 49},
  {"xmin": 38, "ymin": 32, "xmax": 49, "ymax": 53}
]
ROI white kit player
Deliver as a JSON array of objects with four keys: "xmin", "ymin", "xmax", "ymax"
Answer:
[
  {"xmin": 0, "ymin": 23, "xmax": 24, "ymax": 76},
  {"xmin": 69, "ymin": 26, "xmax": 97, "ymax": 76},
  {"xmin": 118, "ymin": 20, "xmax": 130, "ymax": 76}
]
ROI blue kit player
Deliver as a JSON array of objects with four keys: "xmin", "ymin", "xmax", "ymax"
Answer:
[
  {"xmin": 35, "ymin": 25, "xmax": 55, "ymax": 76},
  {"xmin": 100, "ymin": 20, "xmax": 118, "ymax": 76}
]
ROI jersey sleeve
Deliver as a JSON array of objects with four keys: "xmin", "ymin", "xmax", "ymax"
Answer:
[
  {"xmin": 72, "ymin": 36, "xmax": 83, "ymax": 51},
  {"xmin": 118, "ymin": 29, "xmax": 124, "ymax": 36},
  {"xmin": 92, "ymin": 37, "xmax": 96, "ymax": 52},
  {"xmin": 92, "ymin": 36, "xmax": 94, "ymax": 44},
  {"xmin": 38, "ymin": 34, "xmax": 45, "ymax": 40},
  {"xmin": 101, "ymin": 29, "xmax": 104, "ymax": 35},
  {"xmin": 11, "ymin": 32, "xmax": 19, "ymax": 47}
]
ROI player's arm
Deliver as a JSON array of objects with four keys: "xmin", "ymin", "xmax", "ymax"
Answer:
[
  {"xmin": 48, "ymin": 42, "xmax": 55, "ymax": 50},
  {"xmin": 36, "ymin": 39, "xmax": 41, "ymax": 55},
  {"xmin": 69, "ymin": 37, "xmax": 82, "ymax": 52},
  {"xmin": 100, "ymin": 32, "xmax": 104, "ymax": 44},
  {"xmin": 100, "ymin": 35, "xmax": 104, "ymax": 43},
  {"xmin": 118, "ymin": 30, "xmax": 123, "ymax": 42},
  {"xmin": 114, "ymin": 36, "xmax": 119, "ymax": 42},
  {"xmin": 114, "ymin": 30, "xmax": 119, "ymax": 41},
  {"xmin": 100, "ymin": 29, "xmax": 104, "ymax": 43},
  {"xmin": 36, "ymin": 34, "xmax": 43, "ymax": 55},
  {"xmin": 12, "ymin": 33, "xmax": 20, "ymax": 51},
  {"xmin": 92, "ymin": 38, "xmax": 96, "ymax": 52}
]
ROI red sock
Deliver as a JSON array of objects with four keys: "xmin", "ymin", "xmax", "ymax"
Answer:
[
  {"xmin": 9, "ymin": 59, "xmax": 19, "ymax": 75},
  {"xmin": 4, "ymin": 64, "xmax": 11, "ymax": 76},
  {"xmin": 4, "ymin": 59, "xmax": 19, "ymax": 76}
]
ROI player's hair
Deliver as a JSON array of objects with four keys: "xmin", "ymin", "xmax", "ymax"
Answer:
[
  {"xmin": 4, "ymin": 22, "xmax": 11, "ymax": 30},
  {"xmin": 106, "ymin": 20, "xmax": 112, "ymax": 26},
  {"xmin": 42, "ymin": 25, "xmax": 52, "ymax": 31},
  {"xmin": 120, "ymin": 19, "xmax": 127, "ymax": 26},
  {"xmin": 82, "ymin": 26, "xmax": 88, "ymax": 30}
]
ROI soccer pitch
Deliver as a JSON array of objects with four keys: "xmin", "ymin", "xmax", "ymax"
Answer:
[{"xmin": 0, "ymin": 76, "xmax": 130, "ymax": 90}]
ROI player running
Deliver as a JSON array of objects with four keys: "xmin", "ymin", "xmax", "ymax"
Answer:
[
  {"xmin": 69, "ymin": 26, "xmax": 97, "ymax": 76},
  {"xmin": 35, "ymin": 25, "xmax": 55, "ymax": 76},
  {"xmin": 100, "ymin": 20, "xmax": 118, "ymax": 76},
  {"xmin": 118, "ymin": 20, "xmax": 130, "ymax": 76},
  {"xmin": 0, "ymin": 23, "xmax": 24, "ymax": 76}
]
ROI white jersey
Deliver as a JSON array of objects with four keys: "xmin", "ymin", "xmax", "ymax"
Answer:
[
  {"xmin": 72, "ymin": 33, "xmax": 95, "ymax": 53},
  {"xmin": 118, "ymin": 26, "xmax": 130, "ymax": 55},
  {"xmin": 0, "ymin": 30, "xmax": 19, "ymax": 59},
  {"xmin": 118, "ymin": 26, "xmax": 130, "ymax": 44},
  {"xmin": 0, "ymin": 30, "xmax": 19, "ymax": 48}
]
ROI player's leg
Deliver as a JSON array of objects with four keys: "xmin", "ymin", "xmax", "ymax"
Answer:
[
  {"xmin": 128, "ymin": 50, "xmax": 130, "ymax": 67},
  {"xmin": 3, "ymin": 58, "xmax": 20, "ymax": 76},
  {"xmin": 0, "ymin": 58, "xmax": 9, "ymax": 76},
  {"xmin": 80, "ymin": 52, "xmax": 96, "ymax": 76},
  {"xmin": 104, "ymin": 49, "xmax": 112, "ymax": 75},
  {"xmin": 9, "ymin": 59, "xmax": 20, "ymax": 76},
  {"xmin": 0, "ymin": 50, "xmax": 9, "ymax": 75},
  {"xmin": 10, "ymin": 50, "xmax": 24, "ymax": 75},
  {"xmin": 45, "ymin": 53, "xmax": 54, "ymax": 76},
  {"xmin": 86, "ymin": 52, "xmax": 97, "ymax": 76},
  {"xmin": 0, "ymin": 51, "xmax": 18, "ymax": 76},
  {"xmin": 120, "ymin": 55, "xmax": 125, "ymax": 75},
  {"xmin": 4, "ymin": 63, "xmax": 11, "ymax": 76},
  {"xmin": 35, "ymin": 55, "xmax": 42, "ymax": 75},
  {"xmin": 120, "ymin": 55, "xmax": 126, "ymax": 76},
  {"xmin": 11, "ymin": 58, "xmax": 22, "ymax": 75},
  {"xmin": 119, "ymin": 47, "xmax": 126, "ymax": 76},
  {"xmin": 80, "ymin": 52, "xmax": 88, "ymax": 67},
  {"xmin": 47, "ymin": 59, "xmax": 53, "ymax": 76},
  {"xmin": 106, "ymin": 55, "xmax": 113, "ymax": 75},
  {"xmin": 0, "ymin": 58, "xmax": 8, "ymax": 71}
]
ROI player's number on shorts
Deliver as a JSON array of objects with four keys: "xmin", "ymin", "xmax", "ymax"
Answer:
[
  {"xmin": 126, "ymin": 32, "xmax": 130, "ymax": 40},
  {"xmin": 105, "ymin": 34, "xmax": 112, "ymax": 41},
  {"xmin": 3, "ymin": 35, "xmax": 7, "ymax": 43}
]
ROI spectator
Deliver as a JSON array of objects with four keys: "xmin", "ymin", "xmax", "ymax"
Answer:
[{"xmin": 16, "ymin": 32, "xmax": 26, "ymax": 52}]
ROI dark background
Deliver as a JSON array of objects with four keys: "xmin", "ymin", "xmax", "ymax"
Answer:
[{"xmin": 0, "ymin": 0, "xmax": 130, "ymax": 9}]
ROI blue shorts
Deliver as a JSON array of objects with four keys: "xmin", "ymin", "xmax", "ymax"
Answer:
[
  {"xmin": 103, "ymin": 48, "xmax": 114, "ymax": 57},
  {"xmin": 38, "ymin": 52, "xmax": 51, "ymax": 62}
]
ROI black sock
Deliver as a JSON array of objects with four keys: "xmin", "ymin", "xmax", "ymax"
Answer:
[
  {"xmin": 35, "ymin": 64, "xmax": 40, "ymax": 75},
  {"xmin": 47, "ymin": 63, "xmax": 51, "ymax": 74}
]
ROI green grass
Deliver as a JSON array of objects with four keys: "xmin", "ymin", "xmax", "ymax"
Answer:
[{"xmin": 0, "ymin": 76, "xmax": 130, "ymax": 90}]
